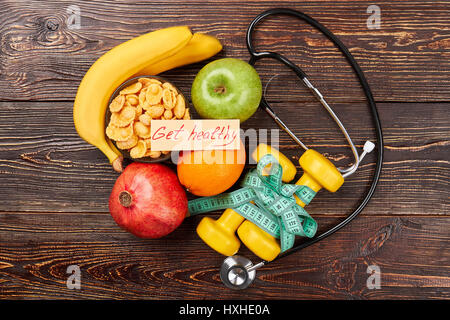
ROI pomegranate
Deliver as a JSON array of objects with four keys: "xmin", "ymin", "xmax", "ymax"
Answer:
[{"xmin": 109, "ymin": 162, "xmax": 188, "ymax": 238}]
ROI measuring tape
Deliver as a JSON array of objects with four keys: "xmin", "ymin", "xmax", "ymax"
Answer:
[{"xmin": 188, "ymin": 154, "xmax": 318, "ymax": 252}]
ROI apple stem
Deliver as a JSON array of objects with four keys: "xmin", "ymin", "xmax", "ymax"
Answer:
[
  {"xmin": 119, "ymin": 191, "xmax": 133, "ymax": 208},
  {"xmin": 214, "ymin": 85, "xmax": 226, "ymax": 94}
]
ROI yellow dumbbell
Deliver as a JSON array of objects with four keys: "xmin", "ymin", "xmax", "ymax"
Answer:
[
  {"xmin": 237, "ymin": 146, "xmax": 344, "ymax": 261},
  {"xmin": 196, "ymin": 144, "xmax": 292, "ymax": 258},
  {"xmin": 198, "ymin": 205, "xmax": 279, "ymax": 259},
  {"xmin": 196, "ymin": 144, "xmax": 345, "ymax": 262},
  {"xmin": 294, "ymin": 148, "xmax": 344, "ymax": 203},
  {"xmin": 196, "ymin": 208, "xmax": 245, "ymax": 256}
]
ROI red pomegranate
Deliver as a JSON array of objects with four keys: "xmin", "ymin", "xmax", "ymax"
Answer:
[{"xmin": 109, "ymin": 162, "xmax": 188, "ymax": 238}]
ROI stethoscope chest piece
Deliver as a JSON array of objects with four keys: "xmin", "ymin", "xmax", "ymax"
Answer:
[{"xmin": 220, "ymin": 255, "xmax": 256, "ymax": 290}]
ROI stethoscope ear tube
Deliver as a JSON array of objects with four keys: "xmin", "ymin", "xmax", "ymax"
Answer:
[
  {"xmin": 220, "ymin": 8, "xmax": 384, "ymax": 288},
  {"xmin": 247, "ymin": 8, "xmax": 364, "ymax": 176}
]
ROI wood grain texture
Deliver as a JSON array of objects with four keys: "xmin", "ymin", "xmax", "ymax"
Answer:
[
  {"xmin": 0, "ymin": 0, "xmax": 449, "ymax": 102},
  {"xmin": 0, "ymin": 213, "xmax": 448, "ymax": 299},
  {"xmin": 0, "ymin": 101, "xmax": 448, "ymax": 214}
]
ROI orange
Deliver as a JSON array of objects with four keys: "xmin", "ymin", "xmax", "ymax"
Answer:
[{"xmin": 177, "ymin": 140, "xmax": 246, "ymax": 196}]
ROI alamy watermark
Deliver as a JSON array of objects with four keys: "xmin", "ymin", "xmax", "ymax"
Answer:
[
  {"xmin": 170, "ymin": 128, "xmax": 280, "ymax": 165},
  {"xmin": 366, "ymin": 265, "xmax": 381, "ymax": 289},
  {"xmin": 366, "ymin": 5, "xmax": 381, "ymax": 29},
  {"xmin": 66, "ymin": 265, "xmax": 81, "ymax": 289},
  {"xmin": 66, "ymin": 5, "xmax": 81, "ymax": 30}
]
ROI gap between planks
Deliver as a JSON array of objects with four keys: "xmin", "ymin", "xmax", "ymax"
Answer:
[
  {"xmin": 0, "ymin": 211, "xmax": 448, "ymax": 218},
  {"xmin": 2, "ymin": 99, "xmax": 450, "ymax": 104}
]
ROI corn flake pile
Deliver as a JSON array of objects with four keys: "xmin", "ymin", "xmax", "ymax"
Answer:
[{"xmin": 106, "ymin": 77, "xmax": 190, "ymax": 159}]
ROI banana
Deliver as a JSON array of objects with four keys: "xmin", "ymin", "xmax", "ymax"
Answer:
[
  {"xmin": 73, "ymin": 26, "xmax": 193, "ymax": 172},
  {"xmin": 133, "ymin": 33, "xmax": 222, "ymax": 77}
]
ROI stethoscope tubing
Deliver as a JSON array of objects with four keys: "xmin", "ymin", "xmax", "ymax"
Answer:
[{"xmin": 245, "ymin": 8, "xmax": 384, "ymax": 265}]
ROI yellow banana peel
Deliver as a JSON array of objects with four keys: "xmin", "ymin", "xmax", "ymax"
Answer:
[
  {"xmin": 133, "ymin": 33, "xmax": 223, "ymax": 77},
  {"xmin": 74, "ymin": 27, "xmax": 222, "ymax": 172},
  {"xmin": 73, "ymin": 26, "xmax": 193, "ymax": 172}
]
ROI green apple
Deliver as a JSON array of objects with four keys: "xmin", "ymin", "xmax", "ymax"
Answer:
[{"xmin": 191, "ymin": 58, "xmax": 262, "ymax": 122}]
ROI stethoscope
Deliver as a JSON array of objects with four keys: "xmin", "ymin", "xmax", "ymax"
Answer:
[{"xmin": 220, "ymin": 8, "xmax": 384, "ymax": 290}]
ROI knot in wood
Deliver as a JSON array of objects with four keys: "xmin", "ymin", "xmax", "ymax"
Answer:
[{"xmin": 46, "ymin": 19, "xmax": 59, "ymax": 31}]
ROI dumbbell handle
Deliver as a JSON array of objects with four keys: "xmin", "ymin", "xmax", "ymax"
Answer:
[
  {"xmin": 294, "ymin": 172, "xmax": 323, "ymax": 207},
  {"xmin": 217, "ymin": 208, "xmax": 245, "ymax": 232}
]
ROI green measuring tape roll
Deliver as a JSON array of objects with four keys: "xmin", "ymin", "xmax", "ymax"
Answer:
[{"xmin": 188, "ymin": 154, "xmax": 318, "ymax": 253}]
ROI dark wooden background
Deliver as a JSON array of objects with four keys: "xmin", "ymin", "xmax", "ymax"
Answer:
[{"xmin": 0, "ymin": 0, "xmax": 448, "ymax": 300}]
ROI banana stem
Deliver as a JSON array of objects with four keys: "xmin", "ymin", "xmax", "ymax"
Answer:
[{"xmin": 112, "ymin": 156, "xmax": 124, "ymax": 172}]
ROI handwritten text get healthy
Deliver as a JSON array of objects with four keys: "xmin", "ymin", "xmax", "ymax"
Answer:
[{"xmin": 150, "ymin": 119, "xmax": 240, "ymax": 151}]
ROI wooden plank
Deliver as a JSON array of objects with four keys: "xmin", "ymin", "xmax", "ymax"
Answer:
[
  {"xmin": 0, "ymin": 101, "xmax": 448, "ymax": 214},
  {"xmin": 0, "ymin": 213, "xmax": 448, "ymax": 299},
  {"xmin": 0, "ymin": 0, "xmax": 447, "ymax": 302},
  {"xmin": 0, "ymin": 0, "xmax": 449, "ymax": 102}
]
